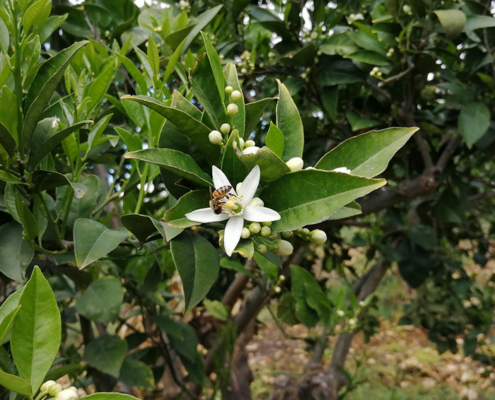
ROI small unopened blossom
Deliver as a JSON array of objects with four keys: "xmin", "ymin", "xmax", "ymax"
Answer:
[
  {"xmin": 220, "ymin": 123, "xmax": 231, "ymax": 134},
  {"xmin": 336, "ymin": 310, "xmax": 345, "ymax": 317},
  {"xmin": 403, "ymin": 5, "xmax": 412, "ymax": 15},
  {"xmin": 49, "ymin": 384, "xmax": 63, "ymax": 396},
  {"xmin": 209, "ymin": 130, "xmax": 223, "ymax": 145},
  {"xmin": 244, "ymin": 140, "xmax": 256, "ymax": 148},
  {"xmin": 241, "ymin": 67, "xmax": 248, "ymax": 74},
  {"xmin": 225, "ymin": 86, "xmax": 233, "ymax": 95},
  {"xmin": 348, "ymin": 318, "xmax": 357, "ymax": 326},
  {"xmin": 227, "ymin": 103, "xmax": 239, "ymax": 115},
  {"xmin": 231, "ymin": 90, "xmax": 243, "ymax": 101},
  {"xmin": 281, "ymin": 231, "xmax": 292, "ymax": 238},
  {"xmin": 347, "ymin": 13, "xmax": 364, "ymax": 24},
  {"xmin": 257, "ymin": 244, "xmax": 268, "ymax": 254},
  {"xmin": 179, "ymin": 0, "xmax": 190, "ymax": 11},
  {"xmin": 249, "ymin": 222, "xmax": 261, "ymax": 234},
  {"xmin": 249, "ymin": 197, "xmax": 264, "ymax": 207},
  {"xmin": 242, "ymin": 146, "xmax": 260, "ymax": 155},
  {"xmin": 332, "ymin": 167, "xmax": 351, "ymax": 174},
  {"xmin": 41, "ymin": 381, "xmax": 57, "ymax": 392},
  {"xmin": 186, "ymin": 166, "xmax": 280, "ymax": 256},
  {"xmin": 386, "ymin": 48, "xmax": 395, "ymax": 57},
  {"xmin": 274, "ymin": 286, "xmax": 281, "ymax": 293},
  {"xmin": 55, "ymin": 388, "xmax": 78, "ymax": 400},
  {"xmin": 359, "ymin": 301, "xmax": 366, "ymax": 307},
  {"xmin": 239, "ymin": 138, "xmax": 245, "ymax": 150},
  {"xmin": 275, "ymin": 240, "xmax": 293, "ymax": 256},
  {"xmin": 241, "ymin": 227, "xmax": 250, "ymax": 239},
  {"xmin": 261, "ymin": 226, "xmax": 271, "ymax": 237},
  {"xmin": 310, "ymin": 229, "xmax": 327, "ymax": 245},
  {"xmin": 262, "ymin": 221, "xmax": 271, "ymax": 226},
  {"xmin": 286, "ymin": 157, "xmax": 304, "ymax": 172}
]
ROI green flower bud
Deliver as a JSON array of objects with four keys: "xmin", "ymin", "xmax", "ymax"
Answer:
[
  {"xmin": 48, "ymin": 384, "xmax": 63, "ymax": 396},
  {"xmin": 310, "ymin": 229, "xmax": 327, "ymax": 245},
  {"xmin": 225, "ymin": 86, "xmax": 234, "ymax": 95},
  {"xmin": 274, "ymin": 240, "xmax": 293, "ymax": 256},
  {"xmin": 220, "ymin": 123, "xmax": 231, "ymax": 134},
  {"xmin": 209, "ymin": 130, "xmax": 223, "ymax": 145},
  {"xmin": 286, "ymin": 157, "xmax": 304, "ymax": 172},
  {"xmin": 268, "ymin": 233, "xmax": 277, "ymax": 240},
  {"xmin": 262, "ymin": 221, "xmax": 272, "ymax": 227},
  {"xmin": 261, "ymin": 226, "xmax": 271, "ymax": 237},
  {"xmin": 257, "ymin": 244, "xmax": 268, "ymax": 254},
  {"xmin": 227, "ymin": 103, "xmax": 239, "ymax": 116},
  {"xmin": 249, "ymin": 222, "xmax": 261, "ymax": 234},
  {"xmin": 302, "ymin": 228, "xmax": 310, "ymax": 237},
  {"xmin": 41, "ymin": 381, "xmax": 57, "ymax": 392},
  {"xmin": 281, "ymin": 231, "xmax": 292, "ymax": 238},
  {"xmin": 274, "ymin": 286, "xmax": 281, "ymax": 293},
  {"xmin": 241, "ymin": 227, "xmax": 251, "ymax": 239},
  {"xmin": 279, "ymin": 275, "xmax": 286, "ymax": 281},
  {"xmin": 231, "ymin": 90, "xmax": 243, "ymax": 101}
]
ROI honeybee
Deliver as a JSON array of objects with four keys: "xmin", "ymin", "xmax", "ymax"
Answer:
[{"xmin": 209, "ymin": 185, "xmax": 232, "ymax": 214}]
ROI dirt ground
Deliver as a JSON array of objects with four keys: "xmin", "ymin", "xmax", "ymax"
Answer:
[{"xmin": 247, "ymin": 312, "xmax": 495, "ymax": 400}]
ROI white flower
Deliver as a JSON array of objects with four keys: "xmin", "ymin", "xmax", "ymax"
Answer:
[
  {"xmin": 286, "ymin": 157, "xmax": 304, "ymax": 172},
  {"xmin": 332, "ymin": 167, "xmax": 351, "ymax": 174},
  {"xmin": 185, "ymin": 165, "xmax": 281, "ymax": 256}
]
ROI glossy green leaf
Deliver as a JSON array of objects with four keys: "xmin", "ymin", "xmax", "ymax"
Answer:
[
  {"xmin": 0, "ymin": 170, "xmax": 23, "ymax": 184},
  {"xmin": 163, "ymin": 37, "xmax": 187, "ymax": 83},
  {"xmin": 265, "ymin": 122, "xmax": 285, "ymax": 158},
  {"xmin": 221, "ymin": 129, "xmax": 248, "ymax": 186},
  {"xmin": 329, "ymin": 201, "xmax": 362, "ymax": 220},
  {"xmin": 44, "ymin": 364, "xmax": 85, "ymax": 381},
  {"xmin": 125, "ymin": 148, "xmax": 212, "ymax": 187},
  {"xmin": 315, "ymin": 127, "xmax": 418, "ymax": 177},
  {"xmin": 244, "ymin": 98, "xmax": 275, "ymax": 139},
  {"xmin": 348, "ymin": 31, "xmax": 386, "ymax": 55},
  {"xmin": 434, "ymin": 10, "xmax": 466, "ymax": 38},
  {"xmin": 280, "ymin": 44, "xmax": 317, "ymax": 67},
  {"xmin": 261, "ymin": 170, "xmax": 386, "ymax": 232},
  {"xmin": 0, "ymin": 288, "xmax": 24, "ymax": 341},
  {"xmin": 58, "ymin": 175, "xmax": 99, "ymax": 227},
  {"xmin": 0, "ymin": 121, "xmax": 16, "ymax": 158},
  {"xmin": 74, "ymin": 218, "xmax": 129, "ymax": 269},
  {"xmin": 86, "ymin": 63, "xmax": 116, "ymax": 113},
  {"xmin": 463, "ymin": 15, "xmax": 495, "ymax": 32},
  {"xmin": 120, "ymin": 359, "xmax": 155, "ymax": 389},
  {"xmin": 190, "ymin": 53, "xmax": 228, "ymax": 130},
  {"xmin": 15, "ymin": 191, "xmax": 39, "ymax": 241},
  {"xmin": 163, "ymin": 190, "xmax": 210, "ymax": 228},
  {"xmin": 147, "ymin": 36, "xmax": 160, "ymax": 77},
  {"xmin": 0, "ymin": 370, "xmax": 32, "ymax": 397},
  {"xmin": 224, "ymin": 63, "xmax": 245, "ymax": 138},
  {"xmin": 29, "ymin": 120, "xmax": 92, "ymax": 169},
  {"xmin": 183, "ymin": 5, "xmax": 223, "ymax": 52},
  {"xmin": 23, "ymin": 0, "xmax": 49, "ymax": 33},
  {"xmin": 76, "ymin": 278, "xmax": 124, "ymax": 323},
  {"xmin": 0, "ymin": 18, "xmax": 8, "ymax": 54},
  {"xmin": 276, "ymin": 80, "xmax": 304, "ymax": 161},
  {"xmin": 345, "ymin": 50, "xmax": 390, "ymax": 66},
  {"xmin": 87, "ymin": 114, "xmax": 113, "ymax": 152},
  {"xmin": 201, "ymin": 32, "xmax": 225, "ymax": 103},
  {"xmin": 0, "ymin": 222, "xmax": 34, "ymax": 282},
  {"xmin": 0, "ymin": 306, "xmax": 20, "ymax": 344},
  {"xmin": 114, "ymin": 127, "xmax": 142, "ymax": 152},
  {"xmin": 23, "ymin": 41, "xmax": 88, "ymax": 147},
  {"xmin": 12, "ymin": 266, "xmax": 61, "ymax": 395},
  {"xmin": 320, "ymin": 33, "xmax": 360, "ymax": 56},
  {"xmin": 123, "ymin": 95, "xmax": 220, "ymax": 163},
  {"xmin": 170, "ymin": 230, "xmax": 220, "ymax": 312},
  {"xmin": 458, "ymin": 103, "xmax": 490, "ymax": 148},
  {"xmin": 346, "ymin": 111, "xmax": 381, "ymax": 132},
  {"xmin": 203, "ymin": 300, "xmax": 229, "ymax": 321},
  {"xmin": 0, "ymin": 86, "xmax": 18, "ymax": 139},
  {"xmin": 39, "ymin": 15, "xmax": 68, "ymax": 43},
  {"xmin": 84, "ymin": 335, "xmax": 127, "ymax": 377},
  {"xmin": 240, "ymin": 146, "xmax": 290, "ymax": 182}
]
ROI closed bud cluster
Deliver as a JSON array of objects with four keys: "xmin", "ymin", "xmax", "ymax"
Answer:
[
  {"xmin": 386, "ymin": 48, "xmax": 395, "ymax": 57},
  {"xmin": 286, "ymin": 157, "xmax": 304, "ymax": 172},
  {"xmin": 41, "ymin": 381, "xmax": 57, "ymax": 392},
  {"xmin": 209, "ymin": 130, "xmax": 223, "ymax": 145},
  {"xmin": 55, "ymin": 388, "xmax": 79, "ymax": 400},
  {"xmin": 281, "ymin": 231, "xmax": 292, "ymax": 238},
  {"xmin": 310, "ymin": 229, "xmax": 327, "ymax": 245},
  {"xmin": 370, "ymin": 67, "xmax": 382, "ymax": 79},
  {"xmin": 49, "ymin": 384, "xmax": 63, "ymax": 396}
]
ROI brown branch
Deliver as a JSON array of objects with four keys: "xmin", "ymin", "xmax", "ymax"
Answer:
[{"xmin": 221, "ymin": 259, "xmax": 256, "ymax": 310}]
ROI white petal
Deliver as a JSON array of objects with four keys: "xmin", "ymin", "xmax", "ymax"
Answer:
[
  {"xmin": 212, "ymin": 165, "xmax": 232, "ymax": 189},
  {"xmin": 243, "ymin": 206, "xmax": 281, "ymax": 222},
  {"xmin": 332, "ymin": 167, "xmax": 351, "ymax": 174},
  {"xmin": 224, "ymin": 216, "xmax": 244, "ymax": 256},
  {"xmin": 238, "ymin": 165, "xmax": 260, "ymax": 204},
  {"xmin": 185, "ymin": 208, "xmax": 229, "ymax": 223}
]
